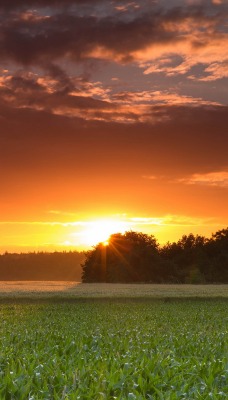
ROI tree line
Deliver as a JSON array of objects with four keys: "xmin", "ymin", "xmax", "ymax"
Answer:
[
  {"xmin": 81, "ymin": 228, "xmax": 228, "ymax": 283},
  {"xmin": 0, "ymin": 251, "xmax": 84, "ymax": 281}
]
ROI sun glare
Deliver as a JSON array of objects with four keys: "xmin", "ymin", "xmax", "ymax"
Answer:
[{"xmin": 79, "ymin": 219, "xmax": 129, "ymax": 246}]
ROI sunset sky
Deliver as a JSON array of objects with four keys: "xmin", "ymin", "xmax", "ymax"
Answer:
[{"xmin": 0, "ymin": 0, "xmax": 227, "ymax": 253}]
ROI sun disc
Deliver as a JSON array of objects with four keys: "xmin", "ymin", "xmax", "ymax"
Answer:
[{"xmin": 79, "ymin": 218, "xmax": 129, "ymax": 246}]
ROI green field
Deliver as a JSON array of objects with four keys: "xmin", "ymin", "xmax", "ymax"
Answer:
[{"xmin": 0, "ymin": 292, "xmax": 227, "ymax": 399}]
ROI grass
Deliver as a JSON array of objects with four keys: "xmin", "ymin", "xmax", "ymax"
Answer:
[
  {"xmin": 0, "ymin": 284, "xmax": 227, "ymax": 398},
  {"xmin": 0, "ymin": 299, "xmax": 227, "ymax": 399}
]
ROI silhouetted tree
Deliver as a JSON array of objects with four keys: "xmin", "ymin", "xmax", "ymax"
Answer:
[
  {"xmin": 204, "ymin": 228, "xmax": 228, "ymax": 282},
  {"xmin": 160, "ymin": 234, "xmax": 210, "ymax": 283},
  {"xmin": 81, "ymin": 231, "xmax": 160, "ymax": 283},
  {"xmin": 82, "ymin": 228, "xmax": 228, "ymax": 283}
]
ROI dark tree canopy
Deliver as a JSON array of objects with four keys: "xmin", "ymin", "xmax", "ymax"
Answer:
[
  {"xmin": 81, "ymin": 231, "xmax": 159, "ymax": 283},
  {"xmin": 81, "ymin": 229, "xmax": 228, "ymax": 283}
]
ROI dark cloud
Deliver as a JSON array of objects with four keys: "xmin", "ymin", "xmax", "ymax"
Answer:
[
  {"xmin": 0, "ymin": 71, "xmax": 112, "ymax": 115},
  {"xmin": 0, "ymin": 2, "xmax": 226, "ymax": 66},
  {"xmin": 0, "ymin": 0, "xmax": 104, "ymax": 11},
  {"xmin": 45, "ymin": 64, "xmax": 76, "ymax": 94}
]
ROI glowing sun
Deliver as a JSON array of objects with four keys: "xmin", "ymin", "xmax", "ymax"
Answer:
[{"xmin": 80, "ymin": 219, "xmax": 129, "ymax": 246}]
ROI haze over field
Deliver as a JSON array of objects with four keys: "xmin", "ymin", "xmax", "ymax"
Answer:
[
  {"xmin": 0, "ymin": 0, "xmax": 227, "ymax": 252},
  {"xmin": 0, "ymin": 282, "xmax": 227, "ymax": 299}
]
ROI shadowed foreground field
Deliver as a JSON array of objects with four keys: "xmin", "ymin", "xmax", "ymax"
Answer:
[{"xmin": 0, "ymin": 282, "xmax": 227, "ymax": 299}]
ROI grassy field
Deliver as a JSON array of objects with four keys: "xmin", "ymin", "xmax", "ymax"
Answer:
[
  {"xmin": 0, "ymin": 282, "xmax": 227, "ymax": 299},
  {"xmin": 0, "ymin": 300, "xmax": 227, "ymax": 399},
  {"xmin": 0, "ymin": 284, "xmax": 227, "ymax": 399}
]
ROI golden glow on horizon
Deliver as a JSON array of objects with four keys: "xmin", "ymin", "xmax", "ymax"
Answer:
[{"xmin": 0, "ymin": 214, "xmax": 226, "ymax": 254}]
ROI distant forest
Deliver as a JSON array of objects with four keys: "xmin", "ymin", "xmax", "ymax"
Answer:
[
  {"xmin": 0, "ymin": 228, "xmax": 227, "ymax": 283},
  {"xmin": 82, "ymin": 229, "xmax": 228, "ymax": 283},
  {"xmin": 0, "ymin": 251, "xmax": 84, "ymax": 281}
]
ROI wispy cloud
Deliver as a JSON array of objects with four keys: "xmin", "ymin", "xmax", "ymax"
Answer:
[
  {"xmin": 0, "ymin": 221, "xmax": 87, "ymax": 227},
  {"xmin": 142, "ymin": 175, "xmax": 158, "ymax": 180},
  {"xmin": 189, "ymin": 61, "xmax": 228, "ymax": 81},
  {"xmin": 130, "ymin": 217, "xmax": 164, "ymax": 225},
  {"xmin": 160, "ymin": 215, "xmax": 211, "ymax": 227},
  {"xmin": 130, "ymin": 215, "xmax": 216, "ymax": 227},
  {"xmin": 0, "ymin": 71, "xmax": 221, "ymax": 124},
  {"xmin": 0, "ymin": 214, "xmax": 215, "ymax": 228},
  {"xmin": 177, "ymin": 171, "xmax": 228, "ymax": 187}
]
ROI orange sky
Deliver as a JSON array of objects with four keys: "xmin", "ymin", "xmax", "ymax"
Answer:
[{"xmin": 0, "ymin": 0, "xmax": 227, "ymax": 252}]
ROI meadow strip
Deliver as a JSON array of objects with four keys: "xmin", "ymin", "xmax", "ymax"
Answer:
[{"xmin": 0, "ymin": 282, "xmax": 227, "ymax": 299}]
